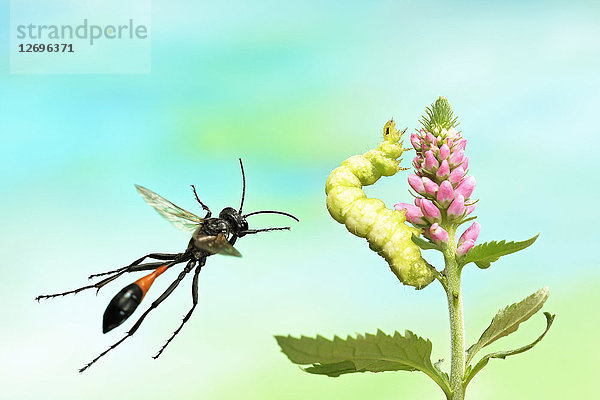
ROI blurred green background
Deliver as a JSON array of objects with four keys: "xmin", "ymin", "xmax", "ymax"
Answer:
[{"xmin": 1, "ymin": 0, "xmax": 598, "ymax": 399}]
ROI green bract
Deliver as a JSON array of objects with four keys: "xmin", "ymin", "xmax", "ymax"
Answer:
[{"xmin": 325, "ymin": 119, "xmax": 435, "ymax": 289}]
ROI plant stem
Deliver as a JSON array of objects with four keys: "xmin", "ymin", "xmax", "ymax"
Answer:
[{"xmin": 443, "ymin": 226, "xmax": 465, "ymax": 400}]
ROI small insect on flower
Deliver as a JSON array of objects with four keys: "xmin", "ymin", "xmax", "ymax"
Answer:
[{"xmin": 36, "ymin": 159, "xmax": 298, "ymax": 372}]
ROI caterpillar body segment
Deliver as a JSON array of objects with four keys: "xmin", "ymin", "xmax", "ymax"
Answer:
[{"xmin": 325, "ymin": 119, "xmax": 435, "ymax": 289}]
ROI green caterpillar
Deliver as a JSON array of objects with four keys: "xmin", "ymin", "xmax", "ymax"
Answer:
[{"xmin": 325, "ymin": 119, "xmax": 435, "ymax": 289}]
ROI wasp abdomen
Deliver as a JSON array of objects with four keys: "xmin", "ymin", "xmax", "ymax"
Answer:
[{"xmin": 103, "ymin": 283, "xmax": 143, "ymax": 333}]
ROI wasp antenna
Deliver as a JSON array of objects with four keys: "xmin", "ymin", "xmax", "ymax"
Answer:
[
  {"xmin": 238, "ymin": 158, "xmax": 246, "ymax": 214},
  {"xmin": 240, "ymin": 227, "xmax": 291, "ymax": 235},
  {"xmin": 243, "ymin": 210, "xmax": 299, "ymax": 222}
]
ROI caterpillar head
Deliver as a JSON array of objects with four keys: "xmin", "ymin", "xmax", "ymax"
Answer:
[{"xmin": 382, "ymin": 119, "xmax": 404, "ymax": 143}]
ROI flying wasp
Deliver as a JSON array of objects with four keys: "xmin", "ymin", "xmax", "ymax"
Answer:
[{"xmin": 36, "ymin": 159, "xmax": 298, "ymax": 372}]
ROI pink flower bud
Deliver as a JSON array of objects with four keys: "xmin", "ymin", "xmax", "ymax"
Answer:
[
  {"xmin": 394, "ymin": 203, "xmax": 426, "ymax": 225},
  {"xmin": 447, "ymin": 194, "xmax": 465, "ymax": 220},
  {"xmin": 436, "ymin": 159, "xmax": 450, "ymax": 180},
  {"xmin": 458, "ymin": 221, "xmax": 481, "ymax": 246},
  {"xmin": 436, "ymin": 180, "xmax": 454, "ymax": 206},
  {"xmin": 455, "ymin": 176, "xmax": 476, "ymax": 199},
  {"xmin": 426, "ymin": 132, "xmax": 437, "ymax": 145},
  {"xmin": 449, "ymin": 148, "xmax": 465, "ymax": 167},
  {"xmin": 410, "ymin": 133, "xmax": 422, "ymax": 151},
  {"xmin": 456, "ymin": 138, "xmax": 467, "ymax": 150},
  {"xmin": 448, "ymin": 166, "xmax": 465, "ymax": 185},
  {"xmin": 413, "ymin": 156, "xmax": 423, "ymax": 173},
  {"xmin": 462, "ymin": 156, "xmax": 469, "ymax": 170},
  {"xmin": 430, "ymin": 223, "xmax": 449, "ymax": 244},
  {"xmin": 466, "ymin": 204, "xmax": 476, "ymax": 215},
  {"xmin": 439, "ymin": 144, "xmax": 450, "ymax": 160},
  {"xmin": 419, "ymin": 198, "xmax": 441, "ymax": 222},
  {"xmin": 424, "ymin": 150, "xmax": 439, "ymax": 171},
  {"xmin": 456, "ymin": 239, "xmax": 475, "ymax": 256},
  {"xmin": 408, "ymin": 173, "xmax": 426, "ymax": 194},
  {"xmin": 422, "ymin": 177, "xmax": 439, "ymax": 195}
]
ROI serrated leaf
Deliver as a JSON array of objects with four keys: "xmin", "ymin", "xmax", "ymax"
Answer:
[
  {"xmin": 462, "ymin": 234, "xmax": 539, "ymax": 268},
  {"xmin": 464, "ymin": 312, "xmax": 555, "ymax": 388},
  {"xmin": 411, "ymin": 234, "xmax": 441, "ymax": 251},
  {"xmin": 465, "ymin": 287, "xmax": 549, "ymax": 365},
  {"xmin": 275, "ymin": 329, "xmax": 450, "ymax": 396}
]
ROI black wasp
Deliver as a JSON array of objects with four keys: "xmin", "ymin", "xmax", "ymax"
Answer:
[{"xmin": 36, "ymin": 159, "xmax": 298, "ymax": 372}]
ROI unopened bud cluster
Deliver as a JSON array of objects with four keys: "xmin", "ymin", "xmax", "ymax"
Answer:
[{"xmin": 395, "ymin": 101, "xmax": 480, "ymax": 255}]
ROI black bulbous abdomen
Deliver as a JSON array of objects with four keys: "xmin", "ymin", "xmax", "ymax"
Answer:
[{"xmin": 102, "ymin": 283, "xmax": 143, "ymax": 333}]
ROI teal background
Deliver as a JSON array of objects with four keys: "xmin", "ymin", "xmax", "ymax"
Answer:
[{"xmin": 1, "ymin": 1, "xmax": 598, "ymax": 399}]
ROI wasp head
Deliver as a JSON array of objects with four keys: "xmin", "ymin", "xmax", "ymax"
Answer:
[{"xmin": 219, "ymin": 207, "xmax": 249, "ymax": 236}]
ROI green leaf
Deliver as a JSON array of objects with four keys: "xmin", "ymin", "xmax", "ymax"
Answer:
[
  {"xmin": 465, "ymin": 287, "xmax": 549, "ymax": 366},
  {"xmin": 275, "ymin": 330, "xmax": 450, "ymax": 396},
  {"xmin": 461, "ymin": 234, "xmax": 539, "ymax": 269},
  {"xmin": 411, "ymin": 234, "xmax": 441, "ymax": 251},
  {"xmin": 464, "ymin": 312, "xmax": 555, "ymax": 388}
]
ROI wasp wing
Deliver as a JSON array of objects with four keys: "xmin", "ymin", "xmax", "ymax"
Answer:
[
  {"xmin": 135, "ymin": 185, "xmax": 203, "ymax": 233},
  {"xmin": 194, "ymin": 233, "xmax": 242, "ymax": 257}
]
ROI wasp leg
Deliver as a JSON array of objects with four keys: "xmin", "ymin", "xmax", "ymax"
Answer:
[
  {"xmin": 79, "ymin": 259, "xmax": 197, "ymax": 373},
  {"xmin": 88, "ymin": 253, "xmax": 181, "ymax": 279},
  {"xmin": 87, "ymin": 261, "xmax": 166, "ymax": 280},
  {"xmin": 191, "ymin": 184, "xmax": 211, "ymax": 218},
  {"xmin": 35, "ymin": 261, "xmax": 178, "ymax": 301},
  {"xmin": 153, "ymin": 256, "xmax": 207, "ymax": 359}
]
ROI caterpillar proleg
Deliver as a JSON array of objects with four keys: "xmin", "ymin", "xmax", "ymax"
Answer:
[{"xmin": 325, "ymin": 119, "xmax": 435, "ymax": 289}]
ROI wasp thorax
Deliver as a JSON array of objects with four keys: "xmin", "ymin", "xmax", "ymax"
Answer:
[{"xmin": 200, "ymin": 218, "xmax": 227, "ymax": 236}]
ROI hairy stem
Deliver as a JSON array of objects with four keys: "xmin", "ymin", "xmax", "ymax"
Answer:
[{"xmin": 442, "ymin": 226, "xmax": 465, "ymax": 400}]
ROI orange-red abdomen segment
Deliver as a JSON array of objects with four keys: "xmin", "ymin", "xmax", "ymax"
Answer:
[{"xmin": 134, "ymin": 264, "xmax": 169, "ymax": 299}]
